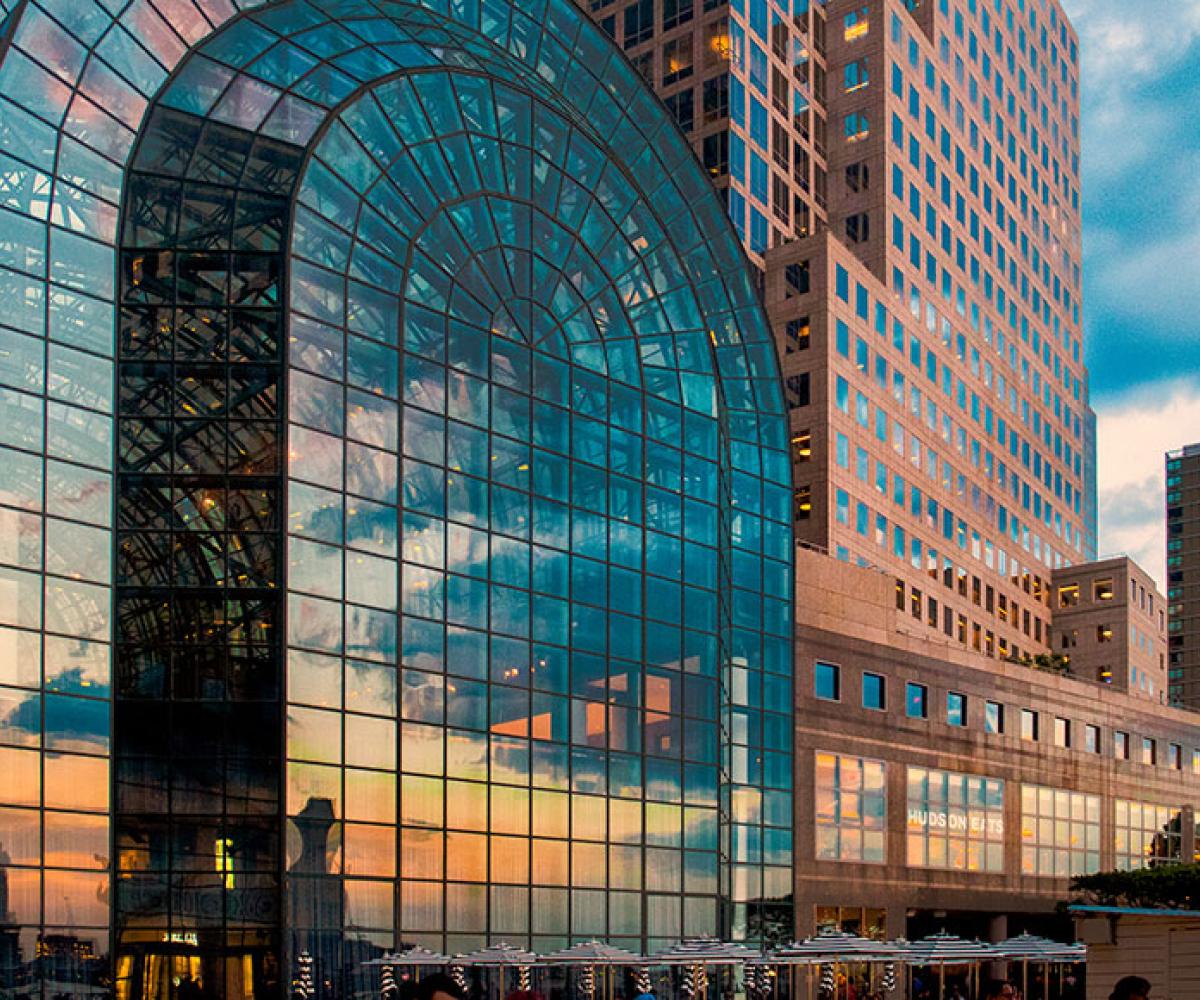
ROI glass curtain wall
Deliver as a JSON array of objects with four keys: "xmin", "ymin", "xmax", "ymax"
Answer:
[{"xmin": 0, "ymin": 0, "xmax": 795, "ymax": 997}]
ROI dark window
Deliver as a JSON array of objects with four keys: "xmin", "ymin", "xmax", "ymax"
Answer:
[
  {"xmin": 846, "ymin": 161, "xmax": 869, "ymax": 191},
  {"xmin": 785, "ymin": 373, "xmax": 810, "ymax": 408},
  {"xmin": 785, "ymin": 260, "xmax": 810, "ymax": 296},
  {"xmin": 662, "ymin": 35, "xmax": 694, "ymax": 85},
  {"xmin": 862, "ymin": 672, "xmax": 886, "ymax": 710},
  {"xmin": 905, "ymin": 682, "xmax": 928, "ymax": 719},
  {"xmin": 702, "ymin": 131, "xmax": 729, "ymax": 176},
  {"xmin": 703, "ymin": 73, "xmax": 729, "ymax": 121},
  {"xmin": 664, "ymin": 89, "xmax": 694, "ymax": 132},
  {"xmin": 815, "ymin": 661, "xmax": 840, "ymax": 701},
  {"xmin": 785, "ymin": 316, "xmax": 811, "ymax": 352},
  {"xmin": 845, "ymin": 212, "xmax": 870, "ymax": 243},
  {"xmin": 663, "ymin": 0, "xmax": 695, "ymax": 29},
  {"xmin": 624, "ymin": 0, "xmax": 654, "ymax": 47}
]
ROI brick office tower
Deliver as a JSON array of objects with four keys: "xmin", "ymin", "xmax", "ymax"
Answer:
[
  {"xmin": 578, "ymin": 0, "xmax": 1200, "ymax": 945},
  {"xmin": 1168, "ymin": 444, "xmax": 1200, "ymax": 708}
]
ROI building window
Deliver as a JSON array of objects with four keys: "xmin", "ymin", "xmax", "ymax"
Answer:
[
  {"xmin": 791, "ymin": 430, "xmax": 812, "ymax": 463},
  {"xmin": 946, "ymin": 691, "xmax": 966, "ymax": 727},
  {"xmin": 845, "ymin": 213, "xmax": 870, "ymax": 243},
  {"xmin": 844, "ymin": 57, "xmax": 869, "ymax": 92},
  {"xmin": 1142, "ymin": 737, "xmax": 1157, "ymax": 766},
  {"xmin": 785, "ymin": 261, "xmax": 810, "ymax": 296},
  {"xmin": 862, "ymin": 672, "xmax": 886, "ymax": 711},
  {"xmin": 1169, "ymin": 743, "xmax": 1182, "ymax": 770},
  {"xmin": 1020, "ymin": 784, "xmax": 1101, "ymax": 878},
  {"xmin": 663, "ymin": 0, "xmax": 695, "ymax": 30},
  {"xmin": 1057, "ymin": 583, "xmax": 1079, "ymax": 607},
  {"xmin": 663, "ymin": 89, "xmax": 694, "ymax": 132},
  {"xmin": 1096, "ymin": 624, "xmax": 1113, "ymax": 643},
  {"xmin": 785, "ymin": 373, "xmax": 810, "ymax": 408},
  {"xmin": 907, "ymin": 767, "xmax": 1004, "ymax": 873},
  {"xmin": 1085, "ymin": 724, "xmax": 1100, "ymax": 754},
  {"xmin": 1094, "ymin": 578, "xmax": 1114, "ymax": 601},
  {"xmin": 815, "ymin": 752, "xmax": 887, "ymax": 863},
  {"xmin": 846, "ymin": 162, "xmax": 869, "ymax": 192},
  {"xmin": 984, "ymin": 701, "xmax": 1004, "ymax": 735},
  {"xmin": 624, "ymin": 0, "xmax": 655, "ymax": 47},
  {"xmin": 702, "ymin": 130, "xmax": 728, "ymax": 176},
  {"xmin": 815, "ymin": 661, "xmax": 840, "ymax": 701},
  {"xmin": 1054, "ymin": 717, "xmax": 1071, "ymax": 749},
  {"xmin": 785, "ymin": 316, "xmax": 811, "ymax": 352},
  {"xmin": 1193, "ymin": 749, "xmax": 1200, "ymax": 775},
  {"xmin": 1114, "ymin": 801, "xmax": 1184, "ymax": 870},
  {"xmin": 662, "ymin": 35, "xmax": 694, "ymax": 85},
  {"xmin": 703, "ymin": 73, "xmax": 729, "ymax": 122},
  {"xmin": 1115, "ymin": 731, "xmax": 1130, "ymax": 760},
  {"xmin": 844, "ymin": 112, "xmax": 870, "ymax": 142},
  {"xmin": 906, "ymin": 682, "xmax": 928, "ymax": 719},
  {"xmin": 1020, "ymin": 709, "xmax": 1038, "ymax": 742},
  {"xmin": 843, "ymin": 6, "xmax": 869, "ymax": 41},
  {"xmin": 794, "ymin": 485, "xmax": 812, "ymax": 521},
  {"xmin": 814, "ymin": 906, "xmax": 887, "ymax": 939}
]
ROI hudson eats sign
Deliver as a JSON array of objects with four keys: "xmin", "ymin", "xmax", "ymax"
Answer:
[{"xmin": 907, "ymin": 808, "xmax": 1003, "ymax": 836}]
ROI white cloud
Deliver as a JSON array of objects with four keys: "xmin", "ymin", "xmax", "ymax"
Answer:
[{"xmin": 1095, "ymin": 379, "xmax": 1200, "ymax": 588}]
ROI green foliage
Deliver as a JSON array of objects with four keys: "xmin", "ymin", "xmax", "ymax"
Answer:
[{"xmin": 1070, "ymin": 863, "xmax": 1200, "ymax": 910}]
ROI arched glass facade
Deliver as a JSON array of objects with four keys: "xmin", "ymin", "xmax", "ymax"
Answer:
[{"xmin": 0, "ymin": 0, "xmax": 794, "ymax": 997}]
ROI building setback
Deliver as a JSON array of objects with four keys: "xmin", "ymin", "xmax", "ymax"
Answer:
[{"xmin": 1168, "ymin": 444, "xmax": 1200, "ymax": 708}]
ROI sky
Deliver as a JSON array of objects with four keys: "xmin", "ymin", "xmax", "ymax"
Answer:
[{"xmin": 1059, "ymin": 0, "xmax": 1200, "ymax": 585}]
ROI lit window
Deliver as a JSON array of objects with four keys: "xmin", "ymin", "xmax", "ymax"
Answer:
[
  {"xmin": 1057, "ymin": 583, "xmax": 1079, "ymax": 607},
  {"xmin": 1114, "ymin": 800, "xmax": 1184, "ymax": 870},
  {"xmin": 1094, "ymin": 578, "xmax": 1114, "ymax": 601},
  {"xmin": 907, "ymin": 767, "xmax": 1004, "ymax": 872},
  {"xmin": 844, "ymin": 58, "xmax": 869, "ymax": 92},
  {"xmin": 785, "ymin": 316, "xmax": 811, "ymax": 352},
  {"xmin": 843, "ymin": 7, "xmax": 869, "ymax": 41},
  {"xmin": 794, "ymin": 485, "xmax": 812, "ymax": 521},
  {"xmin": 815, "ymin": 661, "xmax": 840, "ymax": 701},
  {"xmin": 791, "ymin": 430, "xmax": 812, "ymax": 462},
  {"xmin": 815, "ymin": 752, "xmax": 886, "ymax": 862},
  {"xmin": 844, "ymin": 111, "xmax": 870, "ymax": 142},
  {"xmin": 1096, "ymin": 624, "xmax": 1113, "ymax": 643},
  {"xmin": 1020, "ymin": 784, "xmax": 1101, "ymax": 877}
]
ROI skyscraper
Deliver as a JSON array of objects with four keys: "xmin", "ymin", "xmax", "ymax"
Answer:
[
  {"xmin": 595, "ymin": 0, "xmax": 1093, "ymax": 663},
  {"xmin": 0, "ymin": 0, "xmax": 794, "ymax": 995},
  {"xmin": 1167, "ymin": 443, "xmax": 1200, "ymax": 707}
]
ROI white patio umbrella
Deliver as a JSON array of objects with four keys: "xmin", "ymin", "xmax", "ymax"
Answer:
[
  {"xmin": 453, "ymin": 943, "xmax": 538, "ymax": 1000},
  {"xmin": 363, "ymin": 946, "xmax": 451, "ymax": 1000},
  {"xmin": 897, "ymin": 932, "xmax": 1000, "ymax": 1000},
  {"xmin": 993, "ymin": 933, "xmax": 1086, "ymax": 999},
  {"xmin": 540, "ymin": 941, "xmax": 645, "ymax": 1000},
  {"xmin": 770, "ymin": 932, "xmax": 904, "ymax": 1000},
  {"xmin": 647, "ymin": 938, "xmax": 760, "ymax": 1000}
]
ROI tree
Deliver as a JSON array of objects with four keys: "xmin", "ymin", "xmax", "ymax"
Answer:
[{"xmin": 1069, "ymin": 863, "xmax": 1200, "ymax": 910}]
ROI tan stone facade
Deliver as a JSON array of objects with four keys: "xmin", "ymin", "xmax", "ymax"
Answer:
[
  {"xmin": 793, "ymin": 549, "xmax": 1200, "ymax": 939},
  {"xmin": 1051, "ymin": 557, "xmax": 1167, "ymax": 703}
]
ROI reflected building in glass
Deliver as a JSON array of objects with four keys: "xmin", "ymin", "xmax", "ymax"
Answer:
[{"xmin": 0, "ymin": 0, "xmax": 795, "ymax": 997}]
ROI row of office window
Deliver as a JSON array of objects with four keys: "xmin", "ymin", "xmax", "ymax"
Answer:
[
  {"xmin": 814, "ymin": 660, "xmax": 1200, "ymax": 771},
  {"xmin": 815, "ymin": 751, "xmax": 1190, "ymax": 877}
]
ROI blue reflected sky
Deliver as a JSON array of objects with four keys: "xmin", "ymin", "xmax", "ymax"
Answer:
[{"xmin": 1062, "ymin": 0, "xmax": 1200, "ymax": 581}]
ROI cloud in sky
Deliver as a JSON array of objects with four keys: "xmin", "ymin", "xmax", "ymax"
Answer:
[
  {"xmin": 1060, "ymin": 0, "xmax": 1200, "ymax": 398},
  {"xmin": 1094, "ymin": 378, "xmax": 1200, "ymax": 587}
]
